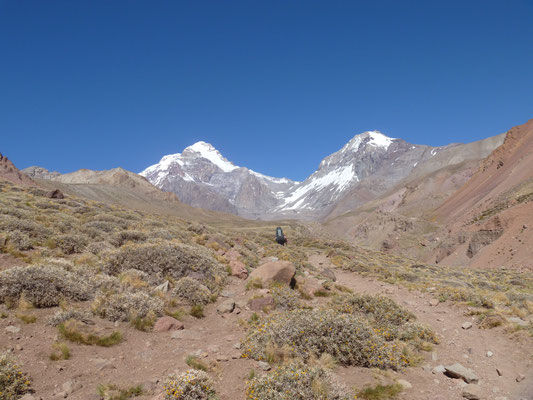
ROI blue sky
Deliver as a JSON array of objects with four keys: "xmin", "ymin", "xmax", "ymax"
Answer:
[{"xmin": 1, "ymin": 1, "xmax": 532, "ymax": 181}]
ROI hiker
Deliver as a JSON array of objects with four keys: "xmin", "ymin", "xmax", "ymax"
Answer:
[{"xmin": 275, "ymin": 226, "xmax": 287, "ymax": 246}]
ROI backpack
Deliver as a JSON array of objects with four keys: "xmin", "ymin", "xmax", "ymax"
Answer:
[{"xmin": 276, "ymin": 227, "xmax": 285, "ymax": 241}]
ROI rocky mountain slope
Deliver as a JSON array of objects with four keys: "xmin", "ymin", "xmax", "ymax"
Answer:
[
  {"xmin": 0, "ymin": 153, "xmax": 35, "ymax": 187},
  {"xmin": 432, "ymin": 118, "xmax": 533, "ymax": 270},
  {"xmin": 141, "ymin": 132, "xmax": 504, "ymax": 220}
]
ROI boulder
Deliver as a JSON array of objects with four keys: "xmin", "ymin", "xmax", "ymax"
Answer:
[
  {"xmin": 217, "ymin": 299, "xmax": 235, "ymax": 314},
  {"xmin": 153, "ymin": 316, "xmax": 184, "ymax": 332},
  {"xmin": 445, "ymin": 363, "xmax": 479, "ymax": 383},
  {"xmin": 249, "ymin": 261, "xmax": 296, "ymax": 287},
  {"xmin": 229, "ymin": 260, "xmax": 248, "ymax": 279},
  {"xmin": 462, "ymin": 384, "xmax": 481, "ymax": 399},
  {"xmin": 248, "ymin": 295, "xmax": 274, "ymax": 312},
  {"xmin": 295, "ymin": 275, "xmax": 325, "ymax": 297},
  {"xmin": 225, "ymin": 249, "xmax": 241, "ymax": 262},
  {"xmin": 47, "ymin": 189, "xmax": 64, "ymax": 199}
]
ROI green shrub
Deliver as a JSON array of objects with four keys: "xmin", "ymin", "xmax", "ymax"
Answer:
[
  {"xmin": 97, "ymin": 383, "xmax": 143, "ymax": 400},
  {"xmin": 49, "ymin": 342, "xmax": 71, "ymax": 361},
  {"xmin": 246, "ymin": 361, "xmax": 349, "ymax": 400},
  {"xmin": 58, "ymin": 321, "xmax": 123, "ymax": 347},
  {"xmin": 243, "ymin": 309, "xmax": 408, "ymax": 370},
  {"xmin": 163, "ymin": 370, "xmax": 218, "ymax": 400},
  {"xmin": 185, "ymin": 355, "xmax": 208, "ymax": 371},
  {"xmin": 110, "ymin": 230, "xmax": 148, "ymax": 247},
  {"xmin": 172, "ymin": 278, "xmax": 212, "ymax": 306},
  {"xmin": 0, "ymin": 352, "xmax": 32, "ymax": 399},
  {"xmin": 105, "ymin": 243, "xmax": 225, "ymax": 291},
  {"xmin": 190, "ymin": 305, "xmax": 204, "ymax": 319},
  {"xmin": 357, "ymin": 383, "xmax": 403, "ymax": 400},
  {"xmin": 0, "ymin": 265, "xmax": 92, "ymax": 308},
  {"xmin": 91, "ymin": 290, "xmax": 163, "ymax": 322},
  {"xmin": 7, "ymin": 232, "xmax": 33, "ymax": 251}
]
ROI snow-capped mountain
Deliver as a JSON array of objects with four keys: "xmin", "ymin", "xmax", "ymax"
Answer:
[
  {"xmin": 140, "ymin": 131, "xmax": 503, "ymax": 220},
  {"xmin": 140, "ymin": 141, "xmax": 297, "ymax": 217}
]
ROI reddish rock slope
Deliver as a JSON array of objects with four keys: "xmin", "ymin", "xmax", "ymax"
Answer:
[{"xmin": 0, "ymin": 153, "xmax": 35, "ymax": 187}]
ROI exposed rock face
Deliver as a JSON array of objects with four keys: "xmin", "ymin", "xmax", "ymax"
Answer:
[
  {"xmin": 249, "ymin": 261, "xmax": 296, "ymax": 287},
  {"xmin": 22, "ymin": 166, "xmax": 61, "ymax": 180},
  {"xmin": 140, "ymin": 132, "xmax": 504, "ymax": 220},
  {"xmin": 0, "ymin": 153, "xmax": 35, "ymax": 187}
]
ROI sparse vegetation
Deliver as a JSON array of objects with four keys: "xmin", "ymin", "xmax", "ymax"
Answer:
[
  {"xmin": 185, "ymin": 355, "xmax": 209, "ymax": 371},
  {"xmin": 58, "ymin": 320, "xmax": 123, "ymax": 347},
  {"xmin": 246, "ymin": 361, "xmax": 350, "ymax": 400},
  {"xmin": 242, "ymin": 308, "xmax": 408, "ymax": 369},
  {"xmin": 172, "ymin": 277, "xmax": 213, "ymax": 306},
  {"xmin": 0, "ymin": 352, "xmax": 32, "ymax": 399},
  {"xmin": 49, "ymin": 342, "xmax": 71, "ymax": 361},
  {"xmin": 91, "ymin": 291, "xmax": 163, "ymax": 323},
  {"xmin": 163, "ymin": 370, "xmax": 218, "ymax": 400},
  {"xmin": 97, "ymin": 383, "xmax": 144, "ymax": 400},
  {"xmin": 357, "ymin": 383, "xmax": 403, "ymax": 400}
]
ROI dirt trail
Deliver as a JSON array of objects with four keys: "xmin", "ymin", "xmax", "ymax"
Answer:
[{"xmin": 307, "ymin": 252, "xmax": 533, "ymax": 400}]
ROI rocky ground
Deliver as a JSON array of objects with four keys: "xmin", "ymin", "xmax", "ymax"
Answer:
[{"xmin": 1, "ymin": 250, "xmax": 532, "ymax": 400}]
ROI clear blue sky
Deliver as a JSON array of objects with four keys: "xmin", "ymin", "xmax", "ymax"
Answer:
[{"xmin": 1, "ymin": 1, "xmax": 532, "ymax": 181}]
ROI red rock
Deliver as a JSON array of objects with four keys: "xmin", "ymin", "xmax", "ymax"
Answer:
[
  {"xmin": 153, "ymin": 316, "xmax": 184, "ymax": 332},
  {"xmin": 230, "ymin": 260, "xmax": 248, "ymax": 279},
  {"xmin": 248, "ymin": 295, "xmax": 274, "ymax": 311},
  {"xmin": 225, "ymin": 249, "xmax": 241, "ymax": 261}
]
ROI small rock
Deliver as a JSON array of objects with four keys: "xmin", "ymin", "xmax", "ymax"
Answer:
[
  {"xmin": 229, "ymin": 260, "xmax": 248, "ymax": 280},
  {"xmin": 155, "ymin": 281, "xmax": 170, "ymax": 293},
  {"xmin": 5, "ymin": 325, "xmax": 21, "ymax": 334},
  {"xmin": 220, "ymin": 290, "xmax": 234, "ymax": 298},
  {"xmin": 233, "ymin": 342, "xmax": 241, "ymax": 349},
  {"xmin": 217, "ymin": 299, "xmax": 235, "ymax": 314},
  {"xmin": 462, "ymin": 322, "xmax": 473, "ymax": 330},
  {"xmin": 486, "ymin": 351, "xmax": 493, "ymax": 358},
  {"xmin": 397, "ymin": 379, "xmax": 412, "ymax": 389},
  {"xmin": 320, "ymin": 268, "xmax": 336, "ymax": 282},
  {"xmin": 496, "ymin": 368, "xmax": 503, "ymax": 376},
  {"xmin": 215, "ymin": 354, "xmax": 229, "ymax": 362},
  {"xmin": 154, "ymin": 316, "xmax": 184, "ymax": 332},
  {"xmin": 444, "ymin": 363, "xmax": 479, "ymax": 383},
  {"xmin": 516, "ymin": 373, "xmax": 525, "ymax": 382},
  {"xmin": 508, "ymin": 317, "xmax": 528, "ymax": 327},
  {"xmin": 462, "ymin": 384, "xmax": 482, "ymax": 400},
  {"xmin": 15, "ymin": 344, "xmax": 23, "ymax": 351},
  {"xmin": 429, "ymin": 299, "xmax": 440, "ymax": 306},
  {"xmin": 432, "ymin": 365, "xmax": 446, "ymax": 374},
  {"xmin": 258, "ymin": 361, "xmax": 271, "ymax": 371}
]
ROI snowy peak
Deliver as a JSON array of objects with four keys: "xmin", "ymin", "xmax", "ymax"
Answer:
[
  {"xmin": 182, "ymin": 141, "xmax": 238, "ymax": 173},
  {"xmin": 342, "ymin": 131, "xmax": 397, "ymax": 153}
]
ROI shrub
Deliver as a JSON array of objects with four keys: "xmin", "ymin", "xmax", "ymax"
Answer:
[
  {"xmin": 7, "ymin": 231, "xmax": 33, "ymax": 251},
  {"xmin": 0, "ymin": 265, "xmax": 92, "ymax": 308},
  {"xmin": 271, "ymin": 285, "xmax": 301, "ymax": 310},
  {"xmin": 357, "ymin": 383, "xmax": 403, "ymax": 400},
  {"xmin": 54, "ymin": 234, "xmax": 89, "ymax": 254},
  {"xmin": 97, "ymin": 384, "xmax": 144, "ymax": 400},
  {"xmin": 242, "ymin": 309, "xmax": 407, "ymax": 370},
  {"xmin": 246, "ymin": 361, "xmax": 350, "ymax": 400},
  {"xmin": 185, "ymin": 355, "xmax": 208, "ymax": 371},
  {"xmin": 84, "ymin": 220, "xmax": 118, "ymax": 233},
  {"xmin": 329, "ymin": 294, "xmax": 414, "ymax": 326},
  {"xmin": 87, "ymin": 241, "xmax": 114, "ymax": 255},
  {"xmin": 50, "ymin": 342, "xmax": 71, "ymax": 361},
  {"xmin": 190, "ymin": 305, "xmax": 204, "ymax": 319},
  {"xmin": 47, "ymin": 309, "xmax": 93, "ymax": 327},
  {"xmin": 91, "ymin": 290, "xmax": 163, "ymax": 322},
  {"xmin": 0, "ymin": 352, "xmax": 32, "ymax": 399},
  {"xmin": 110, "ymin": 230, "xmax": 148, "ymax": 247},
  {"xmin": 172, "ymin": 278, "xmax": 212, "ymax": 306},
  {"xmin": 58, "ymin": 321, "xmax": 123, "ymax": 347},
  {"xmin": 329, "ymin": 294, "xmax": 438, "ymax": 344},
  {"xmin": 105, "ymin": 243, "xmax": 225, "ymax": 291},
  {"xmin": 163, "ymin": 370, "xmax": 218, "ymax": 400},
  {"xmin": 0, "ymin": 216, "xmax": 51, "ymax": 241}
]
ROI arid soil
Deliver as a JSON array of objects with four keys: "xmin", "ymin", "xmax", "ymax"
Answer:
[{"xmin": 2, "ymin": 251, "xmax": 531, "ymax": 400}]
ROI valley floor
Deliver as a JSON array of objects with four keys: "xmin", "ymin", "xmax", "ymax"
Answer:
[{"xmin": 2, "ymin": 250, "xmax": 532, "ymax": 400}]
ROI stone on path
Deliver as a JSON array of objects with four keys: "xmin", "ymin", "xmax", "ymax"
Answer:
[
  {"xmin": 217, "ymin": 299, "xmax": 235, "ymax": 314},
  {"xmin": 462, "ymin": 321, "xmax": 473, "ymax": 330},
  {"xmin": 429, "ymin": 299, "xmax": 440, "ymax": 306},
  {"xmin": 397, "ymin": 379, "xmax": 412, "ymax": 389},
  {"xmin": 258, "ymin": 361, "xmax": 271, "ymax": 371},
  {"xmin": 462, "ymin": 384, "xmax": 482, "ymax": 399},
  {"xmin": 153, "ymin": 316, "xmax": 184, "ymax": 332},
  {"xmin": 445, "ymin": 363, "xmax": 479, "ymax": 383}
]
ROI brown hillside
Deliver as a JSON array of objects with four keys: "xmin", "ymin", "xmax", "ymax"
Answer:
[{"xmin": 0, "ymin": 153, "xmax": 35, "ymax": 187}]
